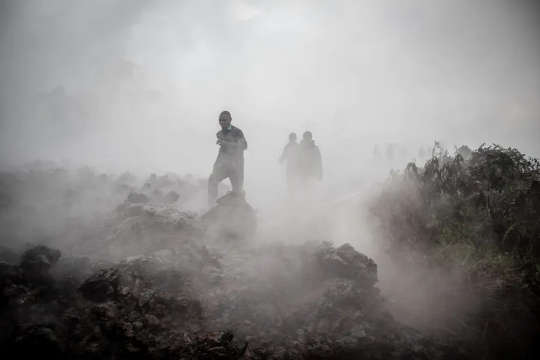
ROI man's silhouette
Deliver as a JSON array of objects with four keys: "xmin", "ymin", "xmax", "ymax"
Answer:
[
  {"xmin": 280, "ymin": 132, "xmax": 300, "ymax": 193},
  {"xmin": 298, "ymin": 131, "xmax": 322, "ymax": 184},
  {"xmin": 208, "ymin": 111, "xmax": 247, "ymax": 205}
]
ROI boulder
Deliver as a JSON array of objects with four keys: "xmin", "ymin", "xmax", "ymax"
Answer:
[
  {"xmin": 79, "ymin": 268, "xmax": 120, "ymax": 303},
  {"xmin": 126, "ymin": 191, "xmax": 150, "ymax": 204},
  {"xmin": 315, "ymin": 242, "xmax": 378, "ymax": 287},
  {"xmin": 201, "ymin": 192, "xmax": 257, "ymax": 240},
  {"xmin": 20, "ymin": 245, "xmax": 61, "ymax": 277},
  {"xmin": 163, "ymin": 190, "xmax": 180, "ymax": 203}
]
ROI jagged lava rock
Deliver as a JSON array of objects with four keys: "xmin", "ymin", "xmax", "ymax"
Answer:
[
  {"xmin": 20, "ymin": 245, "xmax": 61, "ymax": 274},
  {"xmin": 315, "ymin": 242, "xmax": 377, "ymax": 286},
  {"xmin": 201, "ymin": 192, "xmax": 257, "ymax": 240}
]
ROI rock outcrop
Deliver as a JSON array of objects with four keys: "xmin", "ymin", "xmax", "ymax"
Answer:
[
  {"xmin": 1, "ymin": 242, "xmax": 464, "ymax": 359},
  {"xmin": 202, "ymin": 192, "xmax": 257, "ymax": 241}
]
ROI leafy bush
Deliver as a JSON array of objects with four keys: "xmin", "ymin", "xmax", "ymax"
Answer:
[
  {"xmin": 370, "ymin": 143, "xmax": 540, "ymax": 359},
  {"xmin": 371, "ymin": 143, "xmax": 540, "ymax": 260}
]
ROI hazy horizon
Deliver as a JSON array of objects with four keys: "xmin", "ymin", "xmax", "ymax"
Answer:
[{"xmin": 1, "ymin": 0, "xmax": 539, "ymax": 183}]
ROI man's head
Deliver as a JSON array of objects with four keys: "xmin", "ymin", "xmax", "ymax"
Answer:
[
  {"xmin": 303, "ymin": 131, "xmax": 313, "ymax": 141},
  {"xmin": 289, "ymin": 132, "xmax": 297, "ymax": 142},
  {"xmin": 219, "ymin": 111, "xmax": 232, "ymax": 130}
]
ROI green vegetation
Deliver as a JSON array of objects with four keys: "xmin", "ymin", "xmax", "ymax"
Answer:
[
  {"xmin": 371, "ymin": 143, "xmax": 540, "ymax": 359},
  {"xmin": 374, "ymin": 143, "xmax": 539, "ymax": 260}
]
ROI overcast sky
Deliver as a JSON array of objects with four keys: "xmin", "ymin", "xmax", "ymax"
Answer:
[{"xmin": 1, "ymin": 0, "xmax": 539, "ymax": 184}]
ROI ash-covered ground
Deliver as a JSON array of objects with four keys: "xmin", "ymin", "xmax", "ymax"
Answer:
[{"xmin": 0, "ymin": 167, "xmax": 464, "ymax": 359}]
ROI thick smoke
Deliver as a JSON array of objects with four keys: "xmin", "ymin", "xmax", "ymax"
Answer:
[
  {"xmin": 1, "ymin": 1, "xmax": 539, "ymax": 178},
  {"xmin": 1, "ymin": 0, "xmax": 540, "ymax": 357}
]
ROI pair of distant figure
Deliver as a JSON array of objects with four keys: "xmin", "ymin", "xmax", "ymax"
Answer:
[
  {"xmin": 280, "ymin": 131, "xmax": 322, "ymax": 193},
  {"xmin": 207, "ymin": 111, "xmax": 322, "ymax": 205}
]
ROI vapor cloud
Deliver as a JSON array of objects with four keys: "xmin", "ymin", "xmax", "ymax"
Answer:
[{"xmin": 1, "ymin": 0, "xmax": 539, "ymax": 199}]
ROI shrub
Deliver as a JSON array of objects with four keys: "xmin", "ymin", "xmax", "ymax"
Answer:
[{"xmin": 371, "ymin": 143, "xmax": 540, "ymax": 259}]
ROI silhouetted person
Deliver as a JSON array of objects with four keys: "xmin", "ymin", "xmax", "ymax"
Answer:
[
  {"xmin": 279, "ymin": 132, "xmax": 300, "ymax": 192},
  {"xmin": 208, "ymin": 111, "xmax": 247, "ymax": 205},
  {"xmin": 298, "ymin": 131, "xmax": 322, "ymax": 184}
]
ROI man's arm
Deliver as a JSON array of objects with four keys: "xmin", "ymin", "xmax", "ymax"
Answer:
[
  {"xmin": 217, "ymin": 129, "xmax": 247, "ymax": 151},
  {"xmin": 238, "ymin": 129, "xmax": 247, "ymax": 151}
]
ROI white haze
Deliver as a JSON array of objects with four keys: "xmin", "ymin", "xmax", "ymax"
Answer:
[
  {"xmin": 1, "ymin": 0, "xmax": 539, "ymax": 335},
  {"xmin": 1, "ymin": 1, "xmax": 539, "ymax": 187}
]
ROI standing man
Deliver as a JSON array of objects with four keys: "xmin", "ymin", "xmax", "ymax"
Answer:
[
  {"xmin": 298, "ymin": 131, "xmax": 322, "ymax": 184},
  {"xmin": 208, "ymin": 110, "xmax": 248, "ymax": 205},
  {"xmin": 279, "ymin": 132, "xmax": 300, "ymax": 193}
]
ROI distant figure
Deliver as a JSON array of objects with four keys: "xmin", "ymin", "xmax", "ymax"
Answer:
[
  {"xmin": 208, "ymin": 111, "xmax": 247, "ymax": 205},
  {"xmin": 279, "ymin": 132, "xmax": 300, "ymax": 192},
  {"xmin": 298, "ymin": 131, "xmax": 322, "ymax": 184}
]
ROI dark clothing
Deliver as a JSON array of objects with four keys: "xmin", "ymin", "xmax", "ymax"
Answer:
[
  {"xmin": 209, "ymin": 125, "xmax": 247, "ymax": 203},
  {"xmin": 208, "ymin": 161, "xmax": 244, "ymax": 201},
  {"xmin": 216, "ymin": 125, "xmax": 247, "ymax": 161},
  {"xmin": 280, "ymin": 141, "xmax": 300, "ymax": 177},
  {"xmin": 298, "ymin": 139, "xmax": 322, "ymax": 181}
]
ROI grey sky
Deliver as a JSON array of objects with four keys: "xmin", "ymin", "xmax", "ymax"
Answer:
[{"xmin": 1, "ymin": 0, "xmax": 539, "ymax": 179}]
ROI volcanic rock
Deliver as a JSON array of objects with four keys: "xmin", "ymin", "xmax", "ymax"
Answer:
[{"xmin": 202, "ymin": 192, "xmax": 257, "ymax": 240}]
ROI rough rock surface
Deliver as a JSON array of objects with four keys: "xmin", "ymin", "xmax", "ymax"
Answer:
[
  {"xmin": 126, "ymin": 191, "xmax": 150, "ymax": 204},
  {"xmin": 315, "ymin": 242, "xmax": 378, "ymax": 286},
  {"xmin": 202, "ymin": 192, "xmax": 257, "ymax": 241},
  {"xmin": 1, "ymin": 242, "xmax": 464, "ymax": 359},
  {"xmin": 93, "ymin": 203, "xmax": 202, "ymax": 260},
  {"xmin": 20, "ymin": 245, "xmax": 61, "ymax": 273}
]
